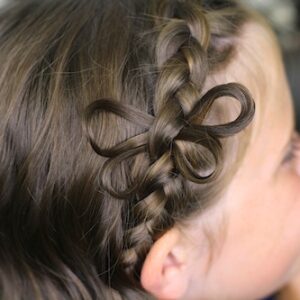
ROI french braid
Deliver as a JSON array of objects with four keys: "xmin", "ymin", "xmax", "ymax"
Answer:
[{"xmin": 83, "ymin": 0, "xmax": 255, "ymax": 295}]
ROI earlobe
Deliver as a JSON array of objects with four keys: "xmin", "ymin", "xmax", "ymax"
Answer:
[{"xmin": 140, "ymin": 227, "xmax": 190, "ymax": 299}]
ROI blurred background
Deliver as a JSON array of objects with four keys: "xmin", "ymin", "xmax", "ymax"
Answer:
[{"xmin": 0, "ymin": 0, "xmax": 299, "ymax": 127}]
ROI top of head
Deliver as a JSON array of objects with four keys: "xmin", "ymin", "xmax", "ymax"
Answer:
[{"xmin": 0, "ymin": 0, "xmax": 278, "ymax": 299}]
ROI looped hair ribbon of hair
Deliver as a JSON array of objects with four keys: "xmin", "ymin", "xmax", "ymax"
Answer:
[{"xmin": 83, "ymin": 82, "xmax": 255, "ymax": 200}]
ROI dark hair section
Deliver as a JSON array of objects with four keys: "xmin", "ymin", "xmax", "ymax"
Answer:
[{"xmin": 0, "ymin": 0, "xmax": 255, "ymax": 299}]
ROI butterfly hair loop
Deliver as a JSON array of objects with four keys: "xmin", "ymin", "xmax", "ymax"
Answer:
[{"xmin": 83, "ymin": 82, "xmax": 255, "ymax": 200}]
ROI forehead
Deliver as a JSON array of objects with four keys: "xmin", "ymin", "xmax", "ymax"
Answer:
[
  {"xmin": 233, "ymin": 20, "xmax": 290, "ymax": 142},
  {"xmin": 203, "ymin": 18, "xmax": 294, "ymax": 176},
  {"xmin": 226, "ymin": 20, "xmax": 294, "ymax": 177},
  {"xmin": 204, "ymin": 19, "xmax": 282, "ymax": 130}
]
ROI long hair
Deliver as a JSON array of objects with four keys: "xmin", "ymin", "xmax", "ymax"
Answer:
[{"xmin": 0, "ymin": 0, "xmax": 255, "ymax": 299}]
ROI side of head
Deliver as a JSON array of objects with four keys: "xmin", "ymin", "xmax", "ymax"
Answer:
[{"xmin": 1, "ymin": 1, "xmax": 297, "ymax": 300}]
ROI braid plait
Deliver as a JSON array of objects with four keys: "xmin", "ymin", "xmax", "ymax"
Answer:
[{"xmin": 82, "ymin": 0, "xmax": 255, "ymax": 288}]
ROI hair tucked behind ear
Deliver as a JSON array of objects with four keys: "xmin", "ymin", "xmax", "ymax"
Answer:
[{"xmin": 0, "ymin": 0, "xmax": 255, "ymax": 299}]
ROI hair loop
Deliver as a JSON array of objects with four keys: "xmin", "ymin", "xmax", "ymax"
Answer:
[{"xmin": 83, "ymin": 82, "xmax": 255, "ymax": 197}]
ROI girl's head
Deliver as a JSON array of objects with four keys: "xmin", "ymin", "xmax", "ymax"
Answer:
[{"xmin": 0, "ymin": 0, "xmax": 299, "ymax": 299}]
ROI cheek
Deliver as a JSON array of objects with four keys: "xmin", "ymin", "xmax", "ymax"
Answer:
[
  {"xmin": 206, "ymin": 172, "xmax": 300, "ymax": 299},
  {"xmin": 264, "ymin": 174, "xmax": 300, "ymax": 279},
  {"xmin": 273, "ymin": 170, "xmax": 300, "ymax": 280},
  {"xmin": 245, "ymin": 172, "xmax": 300, "ymax": 295}
]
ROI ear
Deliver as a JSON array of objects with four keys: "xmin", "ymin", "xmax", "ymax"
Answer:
[{"xmin": 140, "ymin": 227, "xmax": 191, "ymax": 300}]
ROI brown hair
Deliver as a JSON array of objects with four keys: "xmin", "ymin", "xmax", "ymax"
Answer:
[{"xmin": 0, "ymin": 0, "xmax": 255, "ymax": 299}]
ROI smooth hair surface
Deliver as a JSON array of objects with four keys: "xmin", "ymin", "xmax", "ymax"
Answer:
[{"xmin": 0, "ymin": 0, "xmax": 255, "ymax": 299}]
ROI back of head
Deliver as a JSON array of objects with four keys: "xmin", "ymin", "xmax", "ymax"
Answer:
[{"xmin": 0, "ymin": 0, "xmax": 256, "ymax": 299}]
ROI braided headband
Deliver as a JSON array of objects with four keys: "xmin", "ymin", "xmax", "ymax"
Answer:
[{"xmin": 83, "ymin": 82, "xmax": 255, "ymax": 200}]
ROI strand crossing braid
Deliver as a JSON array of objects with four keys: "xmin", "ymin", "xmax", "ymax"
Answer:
[{"xmin": 83, "ymin": 0, "xmax": 255, "ymax": 291}]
